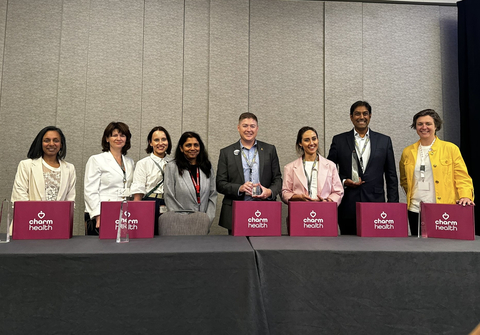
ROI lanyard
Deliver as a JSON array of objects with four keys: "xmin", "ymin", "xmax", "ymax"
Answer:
[
  {"xmin": 116, "ymin": 156, "xmax": 126, "ymax": 186},
  {"xmin": 145, "ymin": 157, "xmax": 165, "ymax": 195},
  {"xmin": 303, "ymin": 156, "xmax": 318, "ymax": 198},
  {"xmin": 241, "ymin": 146, "xmax": 258, "ymax": 181},
  {"xmin": 151, "ymin": 157, "xmax": 165, "ymax": 185},
  {"xmin": 419, "ymin": 138, "xmax": 435, "ymax": 181},
  {"xmin": 151, "ymin": 157, "xmax": 165, "ymax": 175},
  {"xmin": 354, "ymin": 135, "xmax": 369, "ymax": 171},
  {"xmin": 189, "ymin": 167, "xmax": 201, "ymax": 204}
]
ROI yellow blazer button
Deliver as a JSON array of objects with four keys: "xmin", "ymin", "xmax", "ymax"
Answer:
[
  {"xmin": 435, "ymin": 180, "xmax": 439, "ymax": 183},
  {"xmin": 437, "ymin": 197, "xmax": 441, "ymax": 200},
  {"xmin": 433, "ymin": 165, "xmax": 437, "ymax": 167}
]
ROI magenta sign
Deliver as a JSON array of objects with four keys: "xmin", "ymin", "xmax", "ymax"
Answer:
[
  {"xmin": 12, "ymin": 201, "xmax": 74, "ymax": 239},
  {"xmin": 420, "ymin": 203, "xmax": 475, "ymax": 240},
  {"xmin": 232, "ymin": 201, "xmax": 282, "ymax": 236},
  {"xmin": 356, "ymin": 202, "xmax": 408, "ymax": 237},
  {"xmin": 99, "ymin": 201, "xmax": 155, "ymax": 239},
  {"xmin": 288, "ymin": 201, "xmax": 338, "ymax": 236}
]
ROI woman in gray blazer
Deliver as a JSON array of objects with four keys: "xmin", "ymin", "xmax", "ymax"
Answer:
[{"xmin": 164, "ymin": 132, "xmax": 217, "ymax": 224}]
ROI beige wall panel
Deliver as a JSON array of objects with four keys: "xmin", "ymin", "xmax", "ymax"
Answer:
[
  {"xmin": 142, "ymin": 0, "xmax": 184, "ymax": 157},
  {"xmin": 0, "ymin": 0, "xmax": 8, "ymax": 202},
  {"xmin": 439, "ymin": 6, "xmax": 460, "ymax": 145},
  {"xmin": 250, "ymin": 0, "xmax": 324, "ymax": 233},
  {"xmin": 56, "ymin": 0, "xmax": 90, "ymax": 235},
  {"xmin": 208, "ymin": 0, "xmax": 250, "ymax": 235},
  {"xmin": 0, "ymin": 0, "xmax": 62, "ymax": 202},
  {"xmin": 183, "ymin": 0, "xmax": 210, "ymax": 139},
  {"xmin": 324, "ymin": 1, "xmax": 363, "ymax": 150},
  {"xmin": 84, "ymin": 0, "xmax": 144, "ymax": 163},
  {"xmin": 363, "ymin": 3, "xmax": 443, "ymax": 202},
  {"xmin": 209, "ymin": 0, "xmax": 249, "ymax": 156},
  {"xmin": 0, "ymin": 0, "xmax": 7, "ymax": 87},
  {"xmin": 0, "ymin": 0, "xmax": 457, "ymax": 235},
  {"xmin": 249, "ymin": 0, "xmax": 324, "ymax": 167}
]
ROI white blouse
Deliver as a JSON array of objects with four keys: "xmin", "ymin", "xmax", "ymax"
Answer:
[
  {"xmin": 131, "ymin": 154, "xmax": 169, "ymax": 196},
  {"xmin": 410, "ymin": 144, "xmax": 436, "ymax": 212},
  {"xmin": 303, "ymin": 161, "xmax": 318, "ymax": 199}
]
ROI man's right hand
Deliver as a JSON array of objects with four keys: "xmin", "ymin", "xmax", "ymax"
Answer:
[
  {"xmin": 239, "ymin": 181, "xmax": 254, "ymax": 196},
  {"xmin": 344, "ymin": 178, "xmax": 365, "ymax": 188}
]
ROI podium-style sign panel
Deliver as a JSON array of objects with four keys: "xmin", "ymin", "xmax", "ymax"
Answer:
[
  {"xmin": 356, "ymin": 202, "xmax": 408, "ymax": 237},
  {"xmin": 288, "ymin": 201, "xmax": 338, "ymax": 236},
  {"xmin": 232, "ymin": 201, "xmax": 282, "ymax": 236},
  {"xmin": 420, "ymin": 203, "xmax": 475, "ymax": 240},
  {"xmin": 12, "ymin": 201, "xmax": 74, "ymax": 240},
  {"xmin": 99, "ymin": 201, "xmax": 155, "ymax": 239}
]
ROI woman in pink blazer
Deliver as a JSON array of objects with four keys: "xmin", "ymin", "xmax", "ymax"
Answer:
[{"xmin": 282, "ymin": 127, "xmax": 344, "ymax": 204}]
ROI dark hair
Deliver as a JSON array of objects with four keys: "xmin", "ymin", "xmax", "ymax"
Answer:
[
  {"xmin": 174, "ymin": 131, "xmax": 212, "ymax": 177},
  {"xmin": 238, "ymin": 112, "xmax": 258, "ymax": 124},
  {"xmin": 350, "ymin": 101, "xmax": 372, "ymax": 116},
  {"xmin": 101, "ymin": 122, "xmax": 131, "ymax": 155},
  {"xmin": 296, "ymin": 126, "xmax": 320, "ymax": 156},
  {"xmin": 411, "ymin": 109, "xmax": 443, "ymax": 132},
  {"xmin": 145, "ymin": 126, "xmax": 172, "ymax": 155},
  {"xmin": 27, "ymin": 126, "xmax": 67, "ymax": 160}
]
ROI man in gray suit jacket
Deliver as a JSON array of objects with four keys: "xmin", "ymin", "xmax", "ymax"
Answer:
[
  {"xmin": 327, "ymin": 101, "xmax": 399, "ymax": 235},
  {"xmin": 216, "ymin": 112, "xmax": 283, "ymax": 233}
]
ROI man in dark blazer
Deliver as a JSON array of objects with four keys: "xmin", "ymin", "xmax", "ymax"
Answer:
[
  {"xmin": 216, "ymin": 112, "xmax": 283, "ymax": 233},
  {"xmin": 327, "ymin": 101, "xmax": 399, "ymax": 235}
]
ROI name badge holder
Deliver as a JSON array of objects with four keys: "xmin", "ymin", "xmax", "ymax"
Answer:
[{"xmin": 0, "ymin": 199, "xmax": 12, "ymax": 243}]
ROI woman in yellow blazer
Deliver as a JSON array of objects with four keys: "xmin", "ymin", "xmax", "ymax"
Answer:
[{"xmin": 399, "ymin": 109, "xmax": 474, "ymax": 236}]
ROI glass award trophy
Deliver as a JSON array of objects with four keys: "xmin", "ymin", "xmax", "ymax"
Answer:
[
  {"xmin": 116, "ymin": 200, "xmax": 129, "ymax": 243},
  {"xmin": 251, "ymin": 174, "xmax": 261, "ymax": 196},
  {"xmin": 252, "ymin": 184, "xmax": 261, "ymax": 196},
  {"xmin": 0, "ymin": 199, "xmax": 12, "ymax": 243},
  {"xmin": 351, "ymin": 152, "xmax": 360, "ymax": 183}
]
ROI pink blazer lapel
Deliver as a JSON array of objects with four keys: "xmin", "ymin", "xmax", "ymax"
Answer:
[
  {"xmin": 316, "ymin": 156, "xmax": 328, "ymax": 196},
  {"xmin": 293, "ymin": 157, "xmax": 308, "ymax": 192}
]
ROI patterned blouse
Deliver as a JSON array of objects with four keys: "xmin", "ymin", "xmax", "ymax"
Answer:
[{"xmin": 42, "ymin": 159, "xmax": 61, "ymax": 201}]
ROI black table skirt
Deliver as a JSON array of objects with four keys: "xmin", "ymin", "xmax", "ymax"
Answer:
[
  {"xmin": 249, "ymin": 236, "xmax": 480, "ymax": 335},
  {"xmin": 0, "ymin": 236, "xmax": 268, "ymax": 335},
  {"xmin": 2, "ymin": 236, "xmax": 480, "ymax": 335}
]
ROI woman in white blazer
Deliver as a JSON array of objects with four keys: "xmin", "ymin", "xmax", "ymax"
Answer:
[
  {"xmin": 11, "ymin": 126, "xmax": 76, "ymax": 203},
  {"xmin": 131, "ymin": 126, "xmax": 172, "ymax": 235},
  {"xmin": 164, "ymin": 131, "xmax": 217, "ymax": 225},
  {"xmin": 84, "ymin": 122, "xmax": 134, "ymax": 234}
]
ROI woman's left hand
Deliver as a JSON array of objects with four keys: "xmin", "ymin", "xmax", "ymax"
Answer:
[
  {"xmin": 312, "ymin": 196, "xmax": 333, "ymax": 202},
  {"xmin": 457, "ymin": 197, "xmax": 475, "ymax": 206}
]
